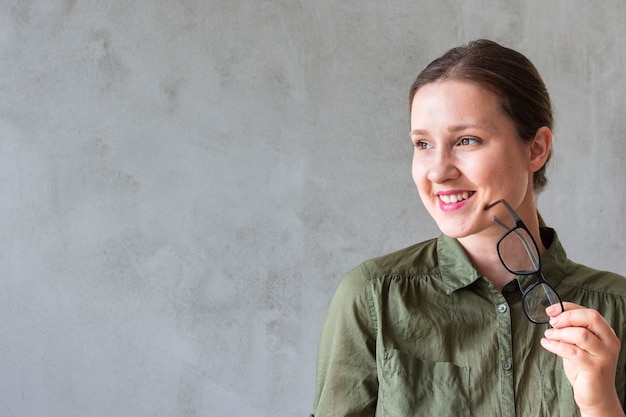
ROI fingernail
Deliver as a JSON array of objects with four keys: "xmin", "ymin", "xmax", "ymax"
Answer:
[
  {"xmin": 544, "ymin": 329, "xmax": 553, "ymax": 337},
  {"xmin": 546, "ymin": 305, "xmax": 560, "ymax": 315},
  {"xmin": 549, "ymin": 317, "xmax": 559, "ymax": 326}
]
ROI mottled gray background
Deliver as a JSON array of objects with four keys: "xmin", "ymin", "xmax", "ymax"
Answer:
[{"xmin": 1, "ymin": 1, "xmax": 625, "ymax": 416}]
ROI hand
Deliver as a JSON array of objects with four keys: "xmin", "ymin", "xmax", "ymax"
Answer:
[{"xmin": 541, "ymin": 302, "xmax": 624, "ymax": 417}]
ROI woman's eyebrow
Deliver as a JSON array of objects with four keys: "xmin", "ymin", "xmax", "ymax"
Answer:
[
  {"xmin": 410, "ymin": 129, "xmax": 427, "ymax": 136},
  {"xmin": 447, "ymin": 123, "xmax": 491, "ymax": 132},
  {"xmin": 410, "ymin": 123, "xmax": 491, "ymax": 137}
]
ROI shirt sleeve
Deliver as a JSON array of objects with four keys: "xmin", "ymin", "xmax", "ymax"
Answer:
[{"xmin": 312, "ymin": 264, "xmax": 378, "ymax": 417}]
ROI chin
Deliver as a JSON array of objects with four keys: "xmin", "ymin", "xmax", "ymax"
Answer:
[
  {"xmin": 435, "ymin": 222, "xmax": 475, "ymax": 240},
  {"xmin": 440, "ymin": 230, "xmax": 467, "ymax": 240}
]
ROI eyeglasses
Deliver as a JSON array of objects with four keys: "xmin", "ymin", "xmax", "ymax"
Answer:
[{"xmin": 485, "ymin": 199, "xmax": 564, "ymax": 324}]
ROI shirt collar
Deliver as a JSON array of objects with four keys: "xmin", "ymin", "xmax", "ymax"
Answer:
[
  {"xmin": 436, "ymin": 234, "xmax": 481, "ymax": 295},
  {"xmin": 537, "ymin": 227, "xmax": 568, "ymax": 289},
  {"xmin": 436, "ymin": 228, "xmax": 568, "ymax": 295}
]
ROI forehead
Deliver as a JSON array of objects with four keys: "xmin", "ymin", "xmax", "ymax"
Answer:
[
  {"xmin": 410, "ymin": 80, "xmax": 510, "ymax": 132},
  {"xmin": 411, "ymin": 80, "xmax": 501, "ymax": 115}
]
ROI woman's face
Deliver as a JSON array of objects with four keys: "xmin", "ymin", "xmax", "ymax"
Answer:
[{"xmin": 410, "ymin": 80, "xmax": 536, "ymax": 239}]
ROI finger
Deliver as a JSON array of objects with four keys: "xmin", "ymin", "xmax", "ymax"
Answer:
[
  {"xmin": 561, "ymin": 301, "xmax": 586, "ymax": 311},
  {"xmin": 543, "ymin": 326, "xmax": 604, "ymax": 356},
  {"xmin": 546, "ymin": 301, "xmax": 583, "ymax": 318},
  {"xmin": 550, "ymin": 308, "xmax": 616, "ymax": 340},
  {"xmin": 544, "ymin": 309, "xmax": 621, "ymax": 361},
  {"xmin": 541, "ymin": 328, "xmax": 620, "ymax": 376},
  {"xmin": 540, "ymin": 335, "xmax": 590, "ymax": 364}
]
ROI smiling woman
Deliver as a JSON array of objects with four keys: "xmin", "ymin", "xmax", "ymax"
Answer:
[
  {"xmin": 410, "ymin": 80, "xmax": 538, "ymax": 242},
  {"xmin": 312, "ymin": 40, "xmax": 626, "ymax": 417}
]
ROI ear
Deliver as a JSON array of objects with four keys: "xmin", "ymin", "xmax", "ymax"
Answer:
[{"xmin": 528, "ymin": 126, "xmax": 552, "ymax": 173}]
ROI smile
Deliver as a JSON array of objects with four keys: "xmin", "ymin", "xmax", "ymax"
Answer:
[{"xmin": 438, "ymin": 191, "xmax": 474, "ymax": 204}]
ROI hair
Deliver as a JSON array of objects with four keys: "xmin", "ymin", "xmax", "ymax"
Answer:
[{"xmin": 409, "ymin": 39, "xmax": 554, "ymax": 193}]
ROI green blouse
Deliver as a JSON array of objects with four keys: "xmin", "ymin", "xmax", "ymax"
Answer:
[{"xmin": 312, "ymin": 229, "xmax": 626, "ymax": 417}]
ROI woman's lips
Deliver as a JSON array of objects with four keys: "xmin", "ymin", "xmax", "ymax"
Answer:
[
  {"xmin": 438, "ymin": 191, "xmax": 474, "ymax": 204},
  {"xmin": 437, "ymin": 191, "xmax": 475, "ymax": 211}
]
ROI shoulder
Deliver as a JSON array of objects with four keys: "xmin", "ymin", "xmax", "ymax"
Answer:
[
  {"xmin": 545, "ymin": 228, "xmax": 626, "ymax": 299},
  {"xmin": 563, "ymin": 260, "xmax": 626, "ymax": 298},
  {"xmin": 562, "ymin": 262, "xmax": 626, "ymax": 342},
  {"xmin": 330, "ymin": 237, "xmax": 440, "ymax": 306},
  {"xmin": 359, "ymin": 237, "xmax": 440, "ymax": 278}
]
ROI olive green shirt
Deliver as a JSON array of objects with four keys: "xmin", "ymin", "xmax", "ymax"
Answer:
[{"xmin": 313, "ymin": 229, "xmax": 626, "ymax": 417}]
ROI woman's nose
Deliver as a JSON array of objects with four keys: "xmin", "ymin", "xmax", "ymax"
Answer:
[{"xmin": 426, "ymin": 150, "xmax": 460, "ymax": 183}]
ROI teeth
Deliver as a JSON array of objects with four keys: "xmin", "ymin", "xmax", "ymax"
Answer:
[{"xmin": 440, "ymin": 192, "xmax": 471, "ymax": 204}]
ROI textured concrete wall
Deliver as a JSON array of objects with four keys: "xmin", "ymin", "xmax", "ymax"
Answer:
[{"xmin": 1, "ymin": 1, "xmax": 625, "ymax": 416}]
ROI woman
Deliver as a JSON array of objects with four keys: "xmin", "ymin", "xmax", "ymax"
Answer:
[{"xmin": 312, "ymin": 40, "xmax": 626, "ymax": 417}]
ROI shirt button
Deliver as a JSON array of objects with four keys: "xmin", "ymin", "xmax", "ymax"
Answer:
[
  {"xmin": 497, "ymin": 304, "xmax": 508, "ymax": 313},
  {"xmin": 502, "ymin": 362, "xmax": 512, "ymax": 372}
]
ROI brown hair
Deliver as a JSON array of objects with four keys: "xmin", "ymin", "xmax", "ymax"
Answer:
[{"xmin": 409, "ymin": 39, "xmax": 554, "ymax": 193}]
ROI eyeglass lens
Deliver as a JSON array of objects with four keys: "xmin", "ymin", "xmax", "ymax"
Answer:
[
  {"xmin": 524, "ymin": 283, "xmax": 561, "ymax": 323},
  {"xmin": 498, "ymin": 226, "xmax": 562, "ymax": 323},
  {"xmin": 497, "ymin": 227, "xmax": 539, "ymax": 274}
]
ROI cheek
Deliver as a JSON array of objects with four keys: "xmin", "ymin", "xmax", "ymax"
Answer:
[
  {"xmin": 502, "ymin": 157, "xmax": 531, "ymax": 183},
  {"xmin": 487, "ymin": 159, "xmax": 531, "ymax": 197},
  {"xmin": 411, "ymin": 157, "xmax": 425, "ymax": 187}
]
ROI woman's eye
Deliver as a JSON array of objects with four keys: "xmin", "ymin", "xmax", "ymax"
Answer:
[
  {"xmin": 458, "ymin": 137, "xmax": 478, "ymax": 146},
  {"xmin": 413, "ymin": 140, "xmax": 432, "ymax": 150}
]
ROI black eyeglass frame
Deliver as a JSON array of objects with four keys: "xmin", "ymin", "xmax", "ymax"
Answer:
[{"xmin": 485, "ymin": 199, "xmax": 564, "ymax": 324}]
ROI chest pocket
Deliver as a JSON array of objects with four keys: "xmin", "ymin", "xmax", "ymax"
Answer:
[
  {"xmin": 540, "ymin": 369, "xmax": 580, "ymax": 417},
  {"xmin": 379, "ymin": 348, "xmax": 470, "ymax": 417}
]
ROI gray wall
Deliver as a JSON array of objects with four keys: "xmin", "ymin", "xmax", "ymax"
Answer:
[{"xmin": 2, "ymin": 1, "xmax": 625, "ymax": 416}]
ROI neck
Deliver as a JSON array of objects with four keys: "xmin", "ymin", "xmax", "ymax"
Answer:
[
  {"xmin": 457, "ymin": 209, "xmax": 547, "ymax": 292},
  {"xmin": 459, "ymin": 233, "xmax": 516, "ymax": 291}
]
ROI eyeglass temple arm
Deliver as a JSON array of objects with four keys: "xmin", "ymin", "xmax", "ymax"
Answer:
[
  {"xmin": 536, "ymin": 272, "xmax": 561, "ymax": 305},
  {"xmin": 491, "ymin": 215, "xmax": 510, "ymax": 231},
  {"xmin": 519, "ymin": 232, "xmax": 540, "ymax": 270},
  {"xmin": 486, "ymin": 199, "xmax": 519, "ymax": 221}
]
